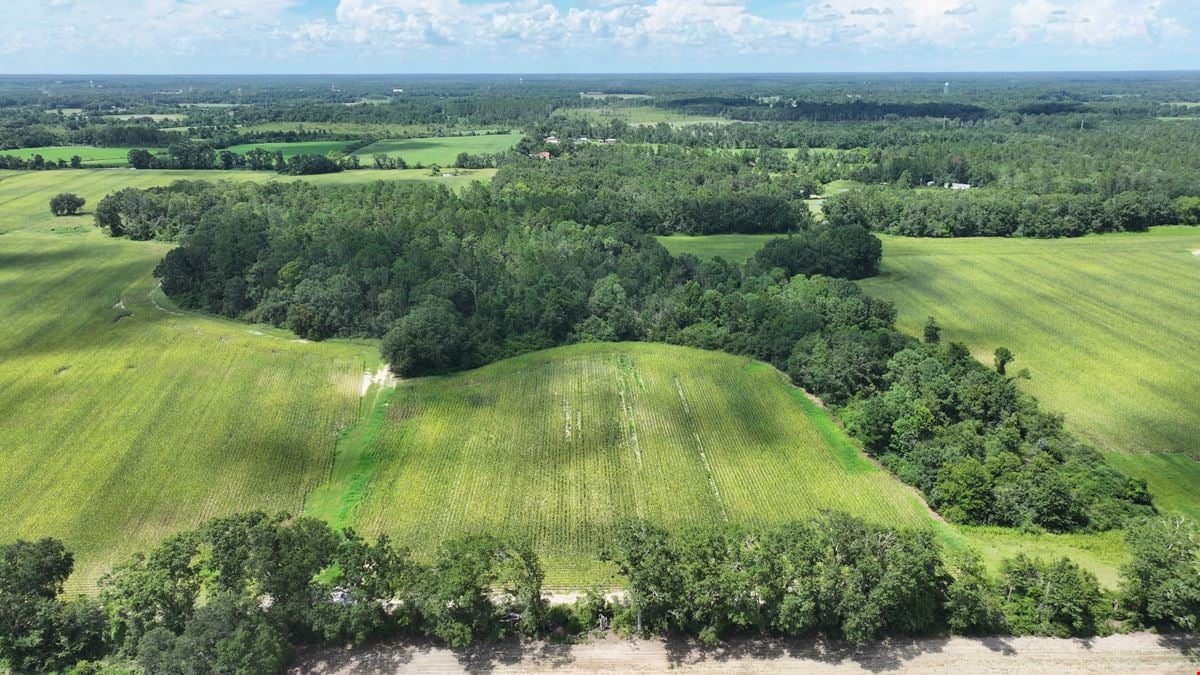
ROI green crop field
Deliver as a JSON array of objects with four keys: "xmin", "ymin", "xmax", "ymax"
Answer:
[
  {"xmin": 2, "ymin": 146, "xmax": 165, "ymax": 166},
  {"xmin": 860, "ymin": 228, "xmax": 1200, "ymax": 521},
  {"xmin": 223, "ymin": 140, "xmax": 357, "ymax": 158},
  {"xmin": 352, "ymin": 133, "xmax": 524, "ymax": 165},
  {"xmin": 0, "ymin": 230, "xmax": 375, "ymax": 592},
  {"xmin": 335, "ymin": 343, "xmax": 934, "ymax": 585}
]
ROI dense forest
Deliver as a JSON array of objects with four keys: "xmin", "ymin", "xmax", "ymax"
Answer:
[
  {"xmin": 495, "ymin": 145, "xmax": 816, "ymax": 234},
  {"xmin": 3, "ymin": 511, "xmax": 1197, "ymax": 673}
]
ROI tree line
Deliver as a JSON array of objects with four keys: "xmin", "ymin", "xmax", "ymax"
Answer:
[
  {"xmin": 824, "ymin": 186, "xmax": 1181, "ymax": 237},
  {"xmin": 3, "ymin": 512, "xmax": 1197, "ymax": 673}
]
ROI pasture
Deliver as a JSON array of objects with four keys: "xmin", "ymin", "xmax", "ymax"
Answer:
[
  {"xmin": 341, "ymin": 343, "xmax": 934, "ymax": 585},
  {"xmin": 352, "ymin": 133, "xmax": 524, "ymax": 166},
  {"xmin": 2, "ymin": 146, "xmax": 164, "ymax": 166},
  {"xmin": 860, "ymin": 228, "xmax": 1200, "ymax": 520}
]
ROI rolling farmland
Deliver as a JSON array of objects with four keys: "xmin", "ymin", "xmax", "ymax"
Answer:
[
  {"xmin": 342, "ymin": 342, "xmax": 935, "ymax": 585},
  {"xmin": 0, "ymin": 166, "xmax": 1145, "ymax": 593},
  {"xmin": 860, "ymin": 228, "xmax": 1200, "ymax": 520},
  {"xmin": 352, "ymin": 133, "xmax": 524, "ymax": 165}
]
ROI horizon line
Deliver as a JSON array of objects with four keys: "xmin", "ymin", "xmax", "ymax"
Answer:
[{"xmin": 2, "ymin": 69, "xmax": 1199, "ymax": 78}]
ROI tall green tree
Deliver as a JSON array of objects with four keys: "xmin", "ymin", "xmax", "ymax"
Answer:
[{"xmin": 1121, "ymin": 516, "xmax": 1200, "ymax": 631}]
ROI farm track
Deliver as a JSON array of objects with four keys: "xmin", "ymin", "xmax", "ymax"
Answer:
[{"xmin": 291, "ymin": 631, "xmax": 1200, "ymax": 674}]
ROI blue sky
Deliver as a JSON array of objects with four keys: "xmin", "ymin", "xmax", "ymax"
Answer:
[{"xmin": 2, "ymin": 0, "xmax": 1197, "ymax": 73}]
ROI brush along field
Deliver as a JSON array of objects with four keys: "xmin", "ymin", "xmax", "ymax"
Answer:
[
  {"xmin": 352, "ymin": 133, "xmax": 524, "ymax": 165},
  {"xmin": 860, "ymin": 227, "xmax": 1200, "ymax": 520},
  {"xmin": 344, "ymin": 342, "xmax": 934, "ymax": 585}
]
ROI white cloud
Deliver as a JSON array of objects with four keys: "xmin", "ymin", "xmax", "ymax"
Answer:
[
  {"xmin": 944, "ymin": 3, "xmax": 977, "ymax": 16},
  {"xmin": 1005, "ymin": 0, "xmax": 1187, "ymax": 47},
  {"xmin": 0, "ymin": 0, "xmax": 1192, "ymax": 70}
]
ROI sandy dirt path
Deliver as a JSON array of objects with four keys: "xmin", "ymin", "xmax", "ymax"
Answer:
[{"xmin": 292, "ymin": 631, "xmax": 1199, "ymax": 674}]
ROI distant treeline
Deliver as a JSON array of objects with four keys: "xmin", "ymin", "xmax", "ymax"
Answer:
[
  {"xmin": 661, "ymin": 96, "xmax": 991, "ymax": 122},
  {"xmin": 93, "ymin": 179, "xmax": 1150, "ymax": 532},
  {"xmin": 4, "ymin": 511, "xmax": 1197, "ymax": 673},
  {"xmin": 0, "ymin": 122, "xmax": 180, "ymax": 151},
  {"xmin": 824, "ymin": 187, "xmax": 1182, "ymax": 237}
]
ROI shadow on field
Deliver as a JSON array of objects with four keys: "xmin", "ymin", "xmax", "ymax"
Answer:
[
  {"xmin": 291, "ymin": 638, "xmax": 577, "ymax": 674},
  {"xmin": 453, "ymin": 640, "xmax": 576, "ymax": 673},
  {"xmin": 290, "ymin": 640, "xmax": 424, "ymax": 674},
  {"xmin": 660, "ymin": 634, "xmax": 958, "ymax": 673},
  {"xmin": 1157, "ymin": 632, "xmax": 1200, "ymax": 661}
]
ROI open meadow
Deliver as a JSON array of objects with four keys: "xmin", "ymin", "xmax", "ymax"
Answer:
[
  {"xmin": 352, "ymin": 133, "xmax": 524, "ymax": 165},
  {"xmin": 860, "ymin": 228, "xmax": 1200, "ymax": 521}
]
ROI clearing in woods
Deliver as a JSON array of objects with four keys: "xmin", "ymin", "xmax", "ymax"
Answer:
[
  {"xmin": 657, "ymin": 234, "xmax": 778, "ymax": 262},
  {"xmin": 860, "ymin": 227, "xmax": 1200, "ymax": 521}
]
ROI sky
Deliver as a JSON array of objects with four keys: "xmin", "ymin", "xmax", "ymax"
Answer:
[{"xmin": 1, "ymin": 0, "xmax": 1197, "ymax": 73}]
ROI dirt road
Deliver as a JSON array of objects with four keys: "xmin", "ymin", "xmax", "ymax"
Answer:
[{"xmin": 292, "ymin": 631, "xmax": 1199, "ymax": 674}]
